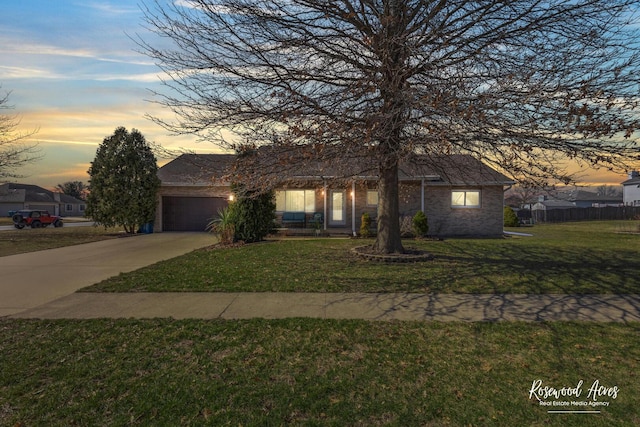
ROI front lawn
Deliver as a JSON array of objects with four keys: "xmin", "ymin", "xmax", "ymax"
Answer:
[
  {"xmin": 85, "ymin": 221, "xmax": 640, "ymax": 294},
  {"xmin": 1, "ymin": 319, "xmax": 638, "ymax": 426}
]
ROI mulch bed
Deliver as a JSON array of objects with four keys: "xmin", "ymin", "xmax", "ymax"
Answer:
[{"xmin": 351, "ymin": 245, "xmax": 434, "ymax": 263}]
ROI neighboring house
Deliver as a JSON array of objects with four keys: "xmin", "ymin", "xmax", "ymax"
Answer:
[
  {"xmin": 530, "ymin": 196, "xmax": 576, "ymax": 223},
  {"xmin": 563, "ymin": 189, "xmax": 623, "ymax": 208},
  {"xmin": 622, "ymin": 171, "xmax": 640, "ymax": 206},
  {"xmin": 531, "ymin": 196, "xmax": 576, "ymax": 211},
  {"xmin": 0, "ymin": 183, "xmax": 86, "ymax": 217},
  {"xmin": 156, "ymin": 153, "xmax": 515, "ymax": 237}
]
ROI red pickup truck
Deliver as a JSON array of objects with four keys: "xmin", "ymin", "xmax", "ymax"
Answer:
[{"xmin": 12, "ymin": 210, "xmax": 63, "ymax": 229}]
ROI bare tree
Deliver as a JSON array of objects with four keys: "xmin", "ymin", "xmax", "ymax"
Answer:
[
  {"xmin": 596, "ymin": 185, "xmax": 623, "ymax": 198},
  {"xmin": 0, "ymin": 90, "xmax": 39, "ymax": 180},
  {"xmin": 56, "ymin": 181, "xmax": 88, "ymax": 200},
  {"xmin": 506, "ymin": 185, "xmax": 540, "ymax": 208},
  {"xmin": 140, "ymin": 0, "xmax": 640, "ymax": 253}
]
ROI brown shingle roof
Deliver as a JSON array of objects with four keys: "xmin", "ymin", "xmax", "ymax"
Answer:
[
  {"xmin": 158, "ymin": 154, "xmax": 236, "ymax": 185},
  {"xmin": 158, "ymin": 153, "xmax": 514, "ymax": 186}
]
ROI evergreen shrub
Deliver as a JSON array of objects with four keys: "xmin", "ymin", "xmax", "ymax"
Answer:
[{"xmin": 412, "ymin": 211, "xmax": 429, "ymax": 237}]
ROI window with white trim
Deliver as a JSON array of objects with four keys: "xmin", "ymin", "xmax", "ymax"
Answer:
[
  {"xmin": 451, "ymin": 190, "xmax": 481, "ymax": 208},
  {"xmin": 66, "ymin": 204, "xmax": 73, "ymax": 212},
  {"xmin": 276, "ymin": 190, "xmax": 316, "ymax": 212}
]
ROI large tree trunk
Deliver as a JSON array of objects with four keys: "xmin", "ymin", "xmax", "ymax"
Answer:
[{"xmin": 373, "ymin": 161, "xmax": 404, "ymax": 254}]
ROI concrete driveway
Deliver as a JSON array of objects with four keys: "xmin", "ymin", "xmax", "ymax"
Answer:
[{"xmin": 0, "ymin": 232, "xmax": 215, "ymax": 317}]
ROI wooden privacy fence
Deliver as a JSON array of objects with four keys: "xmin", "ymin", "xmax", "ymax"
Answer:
[{"xmin": 532, "ymin": 206, "xmax": 640, "ymax": 223}]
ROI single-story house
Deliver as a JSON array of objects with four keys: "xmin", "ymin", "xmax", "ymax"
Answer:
[
  {"xmin": 0, "ymin": 183, "xmax": 86, "ymax": 217},
  {"xmin": 622, "ymin": 171, "xmax": 640, "ymax": 206},
  {"xmin": 156, "ymin": 153, "xmax": 515, "ymax": 237}
]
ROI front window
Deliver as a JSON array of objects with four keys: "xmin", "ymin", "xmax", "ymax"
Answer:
[
  {"xmin": 366, "ymin": 190, "xmax": 378, "ymax": 206},
  {"xmin": 451, "ymin": 190, "xmax": 481, "ymax": 208},
  {"xmin": 66, "ymin": 204, "xmax": 73, "ymax": 212},
  {"xmin": 276, "ymin": 190, "xmax": 315, "ymax": 212}
]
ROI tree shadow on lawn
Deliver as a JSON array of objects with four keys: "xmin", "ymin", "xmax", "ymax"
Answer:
[
  {"xmin": 324, "ymin": 292, "xmax": 640, "ymax": 322},
  {"xmin": 326, "ymin": 238, "xmax": 639, "ymax": 295},
  {"xmin": 420, "ymin": 241, "xmax": 640, "ymax": 294}
]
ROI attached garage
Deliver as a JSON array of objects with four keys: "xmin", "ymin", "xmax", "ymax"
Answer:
[
  {"xmin": 162, "ymin": 196, "xmax": 228, "ymax": 232},
  {"xmin": 156, "ymin": 154, "xmax": 236, "ymax": 232}
]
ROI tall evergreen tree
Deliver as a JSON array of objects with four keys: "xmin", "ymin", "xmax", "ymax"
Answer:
[
  {"xmin": 231, "ymin": 184, "xmax": 276, "ymax": 243},
  {"xmin": 86, "ymin": 127, "xmax": 160, "ymax": 233}
]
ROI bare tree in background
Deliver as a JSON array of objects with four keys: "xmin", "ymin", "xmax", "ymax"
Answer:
[
  {"xmin": 56, "ymin": 181, "xmax": 88, "ymax": 200},
  {"xmin": 596, "ymin": 185, "xmax": 623, "ymax": 198},
  {"xmin": 140, "ymin": 0, "xmax": 640, "ymax": 253},
  {"xmin": 0, "ymin": 90, "xmax": 39, "ymax": 180},
  {"xmin": 506, "ymin": 185, "xmax": 540, "ymax": 208}
]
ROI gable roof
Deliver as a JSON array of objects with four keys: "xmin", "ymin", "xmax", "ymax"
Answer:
[
  {"xmin": 399, "ymin": 154, "xmax": 514, "ymax": 185},
  {"xmin": 622, "ymin": 177, "xmax": 640, "ymax": 186},
  {"xmin": 159, "ymin": 153, "xmax": 514, "ymax": 187}
]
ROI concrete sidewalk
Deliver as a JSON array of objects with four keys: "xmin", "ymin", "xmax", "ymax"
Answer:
[
  {"xmin": 10, "ymin": 292, "xmax": 640, "ymax": 322},
  {"xmin": 0, "ymin": 233, "xmax": 215, "ymax": 317}
]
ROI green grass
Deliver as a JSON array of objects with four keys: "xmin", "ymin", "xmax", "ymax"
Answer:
[
  {"xmin": 85, "ymin": 221, "xmax": 640, "ymax": 294},
  {"xmin": 1, "ymin": 319, "xmax": 638, "ymax": 426},
  {"xmin": 0, "ymin": 225, "xmax": 123, "ymax": 257}
]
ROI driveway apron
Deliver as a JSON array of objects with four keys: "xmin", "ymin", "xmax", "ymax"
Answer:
[{"xmin": 0, "ymin": 233, "xmax": 214, "ymax": 317}]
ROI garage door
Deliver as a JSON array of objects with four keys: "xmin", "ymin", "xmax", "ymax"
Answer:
[{"xmin": 162, "ymin": 196, "xmax": 228, "ymax": 231}]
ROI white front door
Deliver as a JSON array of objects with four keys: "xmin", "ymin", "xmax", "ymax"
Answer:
[{"xmin": 330, "ymin": 191, "xmax": 345, "ymax": 225}]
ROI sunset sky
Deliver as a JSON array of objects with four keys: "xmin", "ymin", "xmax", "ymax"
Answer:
[
  {"xmin": 1, "ymin": 0, "xmax": 223, "ymax": 189},
  {"xmin": 0, "ymin": 1, "xmax": 634, "ymax": 189}
]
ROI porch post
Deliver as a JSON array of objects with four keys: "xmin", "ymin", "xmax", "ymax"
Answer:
[
  {"xmin": 421, "ymin": 178, "xmax": 425, "ymax": 212},
  {"xmin": 352, "ymin": 180, "xmax": 356, "ymax": 236},
  {"xmin": 323, "ymin": 181, "xmax": 327, "ymax": 230}
]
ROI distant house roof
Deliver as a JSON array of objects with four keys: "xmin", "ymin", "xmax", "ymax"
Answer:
[
  {"xmin": 0, "ymin": 183, "xmax": 84, "ymax": 205},
  {"xmin": 59, "ymin": 193, "xmax": 83, "ymax": 204},
  {"xmin": 565, "ymin": 190, "xmax": 622, "ymax": 204},
  {"xmin": 159, "ymin": 153, "xmax": 514, "ymax": 187},
  {"xmin": 0, "ymin": 184, "xmax": 25, "ymax": 203},
  {"xmin": 622, "ymin": 177, "xmax": 640, "ymax": 187}
]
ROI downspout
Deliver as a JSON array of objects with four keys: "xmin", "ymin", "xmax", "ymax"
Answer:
[
  {"xmin": 323, "ymin": 181, "xmax": 327, "ymax": 231},
  {"xmin": 421, "ymin": 178, "xmax": 425, "ymax": 212},
  {"xmin": 352, "ymin": 181, "xmax": 356, "ymax": 236}
]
